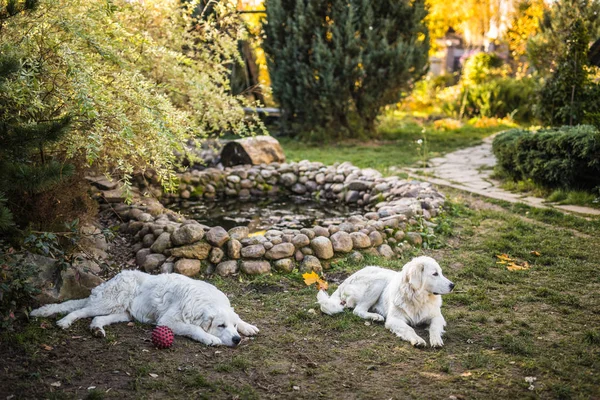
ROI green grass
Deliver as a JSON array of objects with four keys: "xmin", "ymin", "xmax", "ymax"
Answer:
[
  {"xmin": 279, "ymin": 112, "xmax": 511, "ymax": 172},
  {"xmin": 3, "ymin": 191, "xmax": 599, "ymax": 398}
]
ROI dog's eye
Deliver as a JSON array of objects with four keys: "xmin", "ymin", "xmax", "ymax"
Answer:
[
  {"xmin": 433, "ymin": 272, "xmax": 439, "ymax": 276},
  {"xmin": 218, "ymin": 324, "xmax": 226, "ymax": 328}
]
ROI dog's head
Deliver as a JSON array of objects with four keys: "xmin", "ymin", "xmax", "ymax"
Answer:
[
  {"xmin": 404, "ymin": 256, "xmax": 455, "ymax": 295},
  {"xmin": 201, "ymin": 308, "xmax": 242, "ymax": 347}
]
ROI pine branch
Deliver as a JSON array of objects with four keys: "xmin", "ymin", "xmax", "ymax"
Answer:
[{"xmin": 2, "ymin": 161, "xmax": 75, "ymax": 194}]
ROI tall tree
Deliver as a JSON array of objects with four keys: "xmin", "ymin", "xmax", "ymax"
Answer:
[
  {"xmin": 538, "ymin": 18, "xmax": 598, "ymax": 126},
  {"xmin": 263, "ymin": 0, "xmax": 429, "ymax": 138},
  {"xmin": 527, "ymin": 0, "xmax": 600, "ymax": 76}
]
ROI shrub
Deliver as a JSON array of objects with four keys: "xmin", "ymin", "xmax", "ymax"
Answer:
[
  {"xmin": 461, "ymin": 52, "xmax": 505, "ymax": 86},
  {"xmin": 0, "ymin": 242, "xmax": 40, "ymax": 330},
  {"xmin": 442, "ymin": 77, "xmax": 539, "ymax": 123},
  {"xmin": 263, "ymin": 0, "xmax": 430, "ymax": 138},
  {"xmin": 492, "ymin": 125, "xmax": 600, "ymax": 190},
  {"xmin": 0, "ymin": 0, "xmax": 260, "ymax": 194}
]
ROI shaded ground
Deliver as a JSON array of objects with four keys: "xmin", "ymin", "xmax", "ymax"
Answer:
[{"xmin": 1, "ymin": 192, "xmax": 599, "ymax": 399}]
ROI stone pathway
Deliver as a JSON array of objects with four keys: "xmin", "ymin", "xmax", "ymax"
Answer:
[{"xmin": 404, "ymin": 135, "xmax": 600, "ymax": 216}]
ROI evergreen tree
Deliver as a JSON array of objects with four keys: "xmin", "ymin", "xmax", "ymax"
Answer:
[
  {"xmin": 538, "ymin": 18, "xmax": 599, "ymax": 126},
  {"xmin": 263, "ymin": 0, "xmax": 429, "ymax": 138},
  {"xmin": 0, "ymin": 0, "xmax": 73, "ymax": 231},
  {"xmin": 527, "ymin": 0, "xmax": 600, "ymax": 76}
]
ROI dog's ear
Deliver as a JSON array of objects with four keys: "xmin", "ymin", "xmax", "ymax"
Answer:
[
  {"xmin": 200, "ymin": 312, "xmax": 214, "ymax": 332},
  {"xmin": 407, "ymin": 261, "xmax": 425, "ymax": 290}
]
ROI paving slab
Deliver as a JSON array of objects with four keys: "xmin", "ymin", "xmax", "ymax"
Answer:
[{"xmin": 405, "ymin": 135, "xmax": 600, "ymax": 217}]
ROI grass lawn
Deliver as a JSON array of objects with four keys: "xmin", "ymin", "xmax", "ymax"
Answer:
[
  {"xmin": 279, "ymin": 112, "xmax": 512, "ymax": 172},
  {"xmin": 2, "ymin": 191, "xmax": 599, "ymax": 399}
]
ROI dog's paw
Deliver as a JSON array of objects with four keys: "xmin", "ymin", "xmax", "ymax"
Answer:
[
  {"xmin": 29, "ymin": 308, "xmax": 43, "ymax": 318},
  {"xmin": 369, "ymin": 314, "xmax": 385, "ymax": 322},
  {"xmin": 204, "ymin": 336, "xmax": 223, "ymax": 346},
  {"xmin": 238, "ymin": 323, "xmax": 259, "ymax": 336},
  {"xmin": 91, "ymin": 326, "xmax": 106, "ymax": 338},
  {"xmin": 56, "ymin": 317, "xmax": 71, "ymax": 330},
  {"xmin": 429, "ymin": 335, "xmax": 444, "ymax": 348},
  {"xmin": 410, "ymin": 336, "xmax": 427, "ymax": 347}
]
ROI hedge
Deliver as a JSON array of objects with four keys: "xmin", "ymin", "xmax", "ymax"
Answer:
[{"xmin": 492, "ymin": 125, "xmax": 600, "ymax": 190}]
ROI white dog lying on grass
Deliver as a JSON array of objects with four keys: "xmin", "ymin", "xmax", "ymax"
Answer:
[
  {"xmin": 30, "ymin": 270, "xmax": 259, "ymax": 347},
  {"xmin": 317, "ymin": 256, "xmax": 454, "ymax": 347}
]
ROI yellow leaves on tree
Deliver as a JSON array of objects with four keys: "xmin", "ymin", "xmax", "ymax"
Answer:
[
  {"xmin": 302, "ymin": 271, "xmax": 328, "ymax": 291},
  {"xmin": 496, "ymin": 253, "xmax": 534, "ymax": 271}
]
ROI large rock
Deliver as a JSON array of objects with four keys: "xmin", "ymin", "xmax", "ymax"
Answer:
[
  {"xmin": 78, "ymin": 224, "xmax": 109, "ymax": 259},
  {"xmin": 300, "ymin": 255, "xmax": 322, "ymax": 273},
  {"xmin": 350, "ymin": 232, "xmax": 371, "ymax": 249},
  {"xmin": 241, "ymin": 244, "xmax": 266, "ymax": 259},
  {"xmin": 210, "ymin": 247, "xmax": 225, "ymax": 264},
  {"xmin": 241, "ymin": 260, "xmax": 271, "ymax": 275},
  {"xmin": 206, "ymin": 226, "xmax": 230, "ymax": 247},
  {"xmin": 228, "ymin": 226, "xmax": 249, "ymax": 241},
  {"xmin": 330, "ymin": 231, "xmax": 353, "ymax": 253},
  {"xmin": 143, "ymin": 254, "xmax": 166, "ymax": 272},
  {"xmin": 274, "ymin": 258, "xmax": 295, "ymax": 273},
  {"xmin": 280, "ymin": 172, "xmax": 298, "ymax": 187},
  {"xmin": 217, "ymin": 260, "xmax": 239, "ymax": 276},
  {"xmin": 228, "ymin": 239, "xmax": 242, "ymax": 259},
  {"xmin": 368, "ymin": 231, "xmax": 384, "ymax": 247},
  {"xmin": 170, "ymin": 241, "xmax": 211, "ymax": 259},
  {"xmin": 291, "ymin": 234, "xmax": 310, "ymax": 248},
  {"xmin": 174, "ymin": 259, "xmax": 201, "ymax": 276},
  {"xmin": 265, "ymin": 243, "xmax": 295, "ymax": 260},
  {"xmin": 171, "ymin": 224, "xmax": 205, "ymax": 246},
  {"xmin": 221, "ymin": 135, "xmax": 285, "ymax": 166},
  {"xmin": 310, "ymin": 236, "xmax": 334, "ymax": 259},
  {"xmin": 58, "ymin": 267, "xmax": 104, "ymax": 300},
  {"xmin": 378, "ymin": 244, "xmax": 395, "ymax": 259},
  {"xmin": 406, "ymin": 232, "xmax": 423, "ymax": 246},
  {"xmin": 136, "ymin": 248, "xmax": 152, "ymax": 266},
  {"xmin": 150, "ymin": 232, "xmax": 172, "ymax": 253}
]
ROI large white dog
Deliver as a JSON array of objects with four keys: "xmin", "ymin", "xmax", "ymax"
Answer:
[
  {"xmin": 317, "ymin": 256, "xmax": 454, "ymax": 347},
  {"xmin": 30, "ymin": 270, "xmax": 259, "ymax": 347}
]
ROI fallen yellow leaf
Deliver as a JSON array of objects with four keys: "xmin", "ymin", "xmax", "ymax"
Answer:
[
  {"xmin": 302, "ymin": 271, "xmax": 320, "ymax": 286},
  {"xmin": 496, "ymin": 253, "xmax": 513, "ymax": 262},
  {"xmin": 303, "ymin": 271, "xmax": 328, "ymax": 290},
  {"xmin": 530, "ymin": 251, "xmax": 541, "ymax": 256}
]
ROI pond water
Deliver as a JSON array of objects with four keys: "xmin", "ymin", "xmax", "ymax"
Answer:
[{"xmin": 170, "ymin": 196, "xmax": 363, "ymax": 232}]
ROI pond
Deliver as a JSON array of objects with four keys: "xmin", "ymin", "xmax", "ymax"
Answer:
[{"xmin": 169, "ymin": 196, "xmax": 363, "ymax": 232}]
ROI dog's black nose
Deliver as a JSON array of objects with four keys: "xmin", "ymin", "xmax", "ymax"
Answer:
[
  {"xmin": 232, "ymin": 336, "xmax": 241, "ymax": 346},
  {"xmin": 449, "ymin": 282, "xmax": 455, "ymax": 291}
]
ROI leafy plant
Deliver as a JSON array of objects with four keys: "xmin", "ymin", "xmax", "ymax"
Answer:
[
  {"xmin": 0, "ymin": 242, "xmax": 40, "ymax": 330},
  {"xmin": 0, "ymin": 0, "xmax": 261, "ymax": 196}
]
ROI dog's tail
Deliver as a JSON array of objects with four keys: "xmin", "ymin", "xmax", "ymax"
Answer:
[
  {"xmin": 30, "ymin": 299, "xmax": 88, "ymax": 318},
  {"xmin": 317, "ymin": 290, "xmax": 345, "ymax": 315}
]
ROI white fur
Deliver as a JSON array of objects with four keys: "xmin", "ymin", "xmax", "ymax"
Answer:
[
  {"xmin": 30, "ymin": 270, "xmax": 259, "ymax": 347},
  {"xmin": 317, "ymin": 256, "xmax": 454, "ymax": 347}
]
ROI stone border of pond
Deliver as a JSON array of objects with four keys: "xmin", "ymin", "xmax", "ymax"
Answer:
[{"xmin": 100, "ymin": 160, "xmax": 445, "ymax": 277}]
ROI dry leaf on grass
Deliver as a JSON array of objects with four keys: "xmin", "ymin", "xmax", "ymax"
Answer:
[
  {"xmin": 496, "ymin": 254, "xmax": 531, "ymax": 271},
  {"xmin": 302, "ymin": 271, "xmax": 328, "ymax": 290}
]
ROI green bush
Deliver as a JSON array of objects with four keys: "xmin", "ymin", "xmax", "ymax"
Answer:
[
  {"xmin": 0, "ymin": 242, "xmax": 40, "ymax": 330},
  {"xmin": 442, "ymin": 77, "xmax": 539, "ymax": 123},
  {"xmin": 492, "ymin": 125, "xmax": 600, "ymax": 190},
  {"xmin": 461, "ymin": 52, "xmax": 505, "ymax": 86}
]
